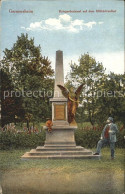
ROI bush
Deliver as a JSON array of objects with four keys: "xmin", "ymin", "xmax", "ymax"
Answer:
[
  {"xmin": 0, "ymin": 131, "xmax": 45, "ymax": 150},
  {"xmin": 75, "ymin": 129, "xmax": 101, "ymax": 148},
  {"xmin": 0, "ymin": 127, "xmax": 124, "ymax": 149},
  {"xmin": 75, "ymin": 128, "xmax": 125, "ymax": 148}
]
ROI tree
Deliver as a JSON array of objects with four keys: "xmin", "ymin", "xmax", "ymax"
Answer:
[
  {"xmin": 97, "ymin": 73, "xmax": 125, "ymax": 126},
  {"xmin": 66, "ymin": 53, "xmax": 125, "ymax": 126},
  {"xmin": 66, "ymin": 53, "xmax": 106, "ymax": 126},
  {"xmin": 0, "ymin": 69, "xmax": 24, "ymax": 127},
  {"xmin": 1, "ymin": 33, "xmax": 54, "ymax": 128}
]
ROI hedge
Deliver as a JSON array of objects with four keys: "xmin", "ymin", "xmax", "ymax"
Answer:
[
  {"xmin": 0, "ymin": 129, "xmax": 124, "ymax": 150},
  {"xmin": 0, "ymin": 131, "xmax": 45, "ymax": 150},
  {"xmin": 75, "ymin": 129, "xmax": 125, "ymax": 148}
]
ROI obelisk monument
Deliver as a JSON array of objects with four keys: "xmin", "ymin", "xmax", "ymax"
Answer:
[
  {"xmin": 50, "ymin": 50, "xmax": 69, "ymax": 126},
  {"xmin": 44, "ymin": 50, "xmax": 77, "ymax": 146},
  {"xmin": 21, "ymin": 50, "xmax": 100, "ymax": 159},
  {"xmin": 54, "ymin": 50, "xmax": 65, "ymax": 98}
]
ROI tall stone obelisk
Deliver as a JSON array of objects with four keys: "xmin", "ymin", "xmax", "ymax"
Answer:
[
  {"xmin": 50, "ymin": 50, "xmax": 69, "ymax": 126},
  {"xmin": 54, "ymin": 50, "xmax": 64, "ymax": 98}
]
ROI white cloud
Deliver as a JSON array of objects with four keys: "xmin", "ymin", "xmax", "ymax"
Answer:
[
  {"xmin": 59, "ymin": 14, "xmax": 71, "ymax": 23},
  {"xmin": 72, "ymin": 19, "xmax": 84, "ymax": 26},
  {"xmin": 30, "ymin": 21, "xmax": 42, "ymax": 29},
  {"xmin": 22, "ymin": 14, "xmax": 101, "ymax": 33},
  {"xmin": 68, "ymin": 26, "xmax": 79, "ymax": 33},
  {"xmin": 98, "ymin": 21, "xmax": 104, "ymax": 25},
  {"xmin": 84, "ymin": 21, "xmax": 96, "ymax": 28},
  {"xmin": 45, "ymin": 18, "xmax": 60, "ymax": 26}
]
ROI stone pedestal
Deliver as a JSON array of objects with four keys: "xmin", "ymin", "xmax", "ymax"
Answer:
[{"xmin": 44, "ymin": 126, "xmax": 76, "ymax": 147}]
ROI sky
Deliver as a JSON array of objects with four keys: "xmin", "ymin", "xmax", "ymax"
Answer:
[{"xmin": 1, "ymin": 0, "xmax": 124, "ymax": 78}]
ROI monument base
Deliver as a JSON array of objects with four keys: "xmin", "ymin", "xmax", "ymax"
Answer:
[
  {"xmin": 21, "ymin": 126, "xmax": 100, "ymax": 160},
  {"xmin": 44, "ymin": 126, "xmax": 77, "ymax": 147}
]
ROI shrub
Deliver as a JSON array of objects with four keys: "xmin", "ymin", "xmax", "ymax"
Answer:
[
  {"xmin": 75, "ymin": 129, "xmax": 101, "ymax": 148},
  {"xmin": 0, "ymin": 131, "xmax": 45, "ymax": 150},
  {"xmin": 75, "ymin": 128, "xmax": 125, "ymax": 148},
  {"xmin": 0, "ymin": 127, "xmax": 124, "ymax": 150}
]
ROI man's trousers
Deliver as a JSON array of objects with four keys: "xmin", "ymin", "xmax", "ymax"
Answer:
[{"xmin": 96, "ymin": 138, "xmax": 115, "ymax": 158}]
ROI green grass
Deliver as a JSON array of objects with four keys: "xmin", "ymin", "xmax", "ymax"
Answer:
[
  {"xmin": 0, "ymin": 148, "xmax": 124, "ymax": 194},
  {"xmin": 0, "ymin": 148, "xmax": 124, "ymax": 172}
]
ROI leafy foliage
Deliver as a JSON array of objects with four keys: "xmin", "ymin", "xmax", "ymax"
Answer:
[
  {"xmin": 66, "ymin": 53, "xmax": 125, "ymax": 126},
  {"xmin": 66, "ymin": 53, "xmax": 106, "ymax": 125},
  {"xmin": 0, "ymin": 69, "xmax": 24, "ymax": 126},
  {"xmin": 0, "ymin": 131, "xmax": 45, "ymax": 149},
  {"xmin": 1, "ymin": 33, "xmax": 54, "ymax": 127}
]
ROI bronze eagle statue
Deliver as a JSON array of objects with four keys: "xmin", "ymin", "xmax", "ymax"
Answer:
[{"xmin": 57, "ymin": 84, "xmax": 84, "ymax": 125}]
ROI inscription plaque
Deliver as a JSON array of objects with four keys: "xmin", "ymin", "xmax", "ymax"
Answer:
[{"xmin": 54, "ymin": 104, "xmax": 66, "ymax": 120}]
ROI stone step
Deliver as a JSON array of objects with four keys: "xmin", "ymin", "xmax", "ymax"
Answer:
[
  {"xmin": 44, "ymin": 144, "xmax": 76, "ymax": 147},
  {"xmin": 36, "ymin": 146, "xmax": 84, "ymax": 151},
  {"xmin": 29, "ymin": 149, "xmax": 92, "ymax": 156},
  {"xmin": 21, "ymin": 152, "xmax": 100, "ymax": 160}
]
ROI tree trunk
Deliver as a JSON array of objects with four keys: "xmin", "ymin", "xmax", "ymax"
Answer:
[{"xmin": 27, "ymin": 120, "xmax": 29, "ymax": 130}]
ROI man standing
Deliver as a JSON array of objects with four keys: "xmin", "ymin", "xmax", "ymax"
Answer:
[{"xmin": 93, "ymin": 117, "xmax": 118, "ymax": 159}]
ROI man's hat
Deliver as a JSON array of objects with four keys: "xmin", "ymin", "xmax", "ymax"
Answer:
[{"xmin": 108, "ymin": 117, "xmax": 113, "ymax": 122}]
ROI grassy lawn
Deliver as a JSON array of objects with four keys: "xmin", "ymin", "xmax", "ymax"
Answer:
[{"xmin": 0, "ymin": 148, "xmax": 124, "ymax": 194}]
